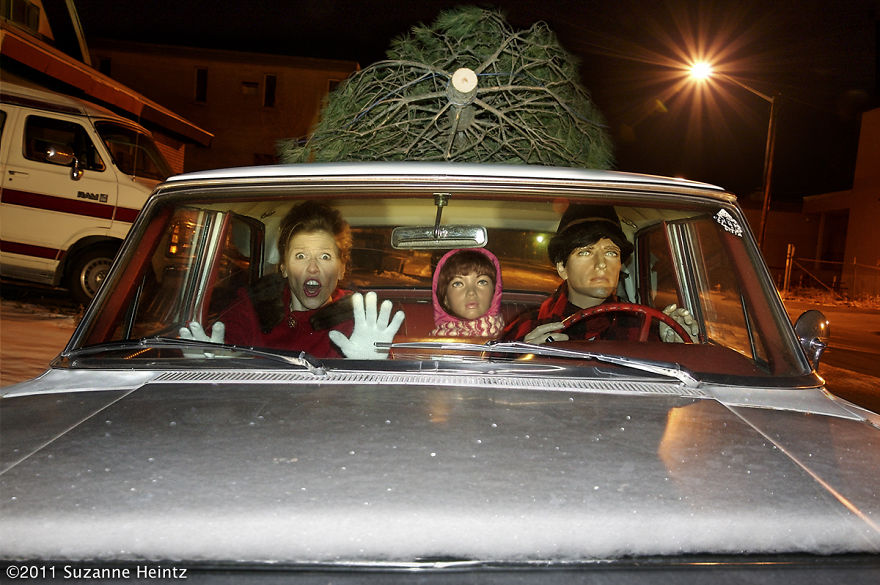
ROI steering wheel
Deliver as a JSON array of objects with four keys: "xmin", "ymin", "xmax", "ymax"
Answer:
[{"xmin": 559, "ymin": 302, "xmax": 693, "ymax": 343}]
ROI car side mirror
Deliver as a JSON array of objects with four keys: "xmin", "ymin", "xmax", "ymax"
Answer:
[
  {"xmin": 794, "ymin": 310, "xmax": 830, "ymax": 370},
  {"xmin": 46, "ymin": 145, "xmax": 84, "ymax": 180}
]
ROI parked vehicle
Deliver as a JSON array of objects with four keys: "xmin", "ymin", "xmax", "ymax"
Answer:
[
  {"xmin": 2, "ymin": 162, "xmax": 878, "ymax": 582},
  {"xmin": 0, "ymin": 82, "xmax": 172, "ymax": 304}
]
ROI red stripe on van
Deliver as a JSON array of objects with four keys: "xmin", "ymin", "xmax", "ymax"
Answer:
[
  {"xmin": 1, "ymin": 188, "xmax": 138, "ymax": 223},
  {"xmin": 0, "ymin": 239, "xmax": 60, "ymax": 260},
  {"xmin": 113, "ymin": 206, "xmax": 140, "ymax": 223},
  {"xmin": 2, "ymin": 188, "xmax": 114, "ymax": 219}
]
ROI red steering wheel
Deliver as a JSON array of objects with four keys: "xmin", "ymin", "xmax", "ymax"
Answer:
[{"xmin": 559, "ymin": 302, "xmax": 693, "ymax": 343}]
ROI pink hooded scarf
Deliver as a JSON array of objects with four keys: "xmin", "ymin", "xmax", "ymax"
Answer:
[{"xmin": 430, "ymin": 248, "xmax": 504, "ymax": 338}]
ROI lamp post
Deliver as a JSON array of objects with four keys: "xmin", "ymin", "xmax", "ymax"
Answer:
[{"xmin": 689, "ymin": 63, "xmax": 779, "ymax": 250}]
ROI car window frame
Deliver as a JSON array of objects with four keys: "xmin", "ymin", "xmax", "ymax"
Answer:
[{"xmin": 67, "ymin": 179, "xmax": 812, "ymax": 382}]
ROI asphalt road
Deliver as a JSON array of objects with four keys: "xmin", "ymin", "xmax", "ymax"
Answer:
[
  {"xmin": 2, "ymin": 281, "xmax": 878, "ymax": 412},
  {"xmin": 784, "ymin": 301, "xmax": 880, "ymax": 372}
]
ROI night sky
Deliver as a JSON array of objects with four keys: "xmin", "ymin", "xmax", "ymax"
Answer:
[{"xmin": 75, "ymin": 0, "xmax": 878, "ymax": 204}]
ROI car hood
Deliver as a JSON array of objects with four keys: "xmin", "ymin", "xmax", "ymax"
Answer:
[{"xmin": 2, "ymin": 369, "xmax": 879, "ymax": 563}]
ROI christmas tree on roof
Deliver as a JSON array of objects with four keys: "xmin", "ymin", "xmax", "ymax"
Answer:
[{"xmin": 278, "ymin": 6, "xmax": 613, "ymax": 168}]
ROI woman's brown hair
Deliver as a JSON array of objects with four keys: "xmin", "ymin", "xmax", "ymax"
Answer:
[
  {"xmin": 277, "ymin": 200, "xmax": 352, "ymax": 271},
  {"xmin": 435, "ymin": 250, "xmax": 497, "ymax": 311}
]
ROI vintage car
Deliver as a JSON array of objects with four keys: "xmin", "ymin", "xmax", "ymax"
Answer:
[{"xmin": 2, "ymin": 162, "xmax": 879, "ymax": 582}]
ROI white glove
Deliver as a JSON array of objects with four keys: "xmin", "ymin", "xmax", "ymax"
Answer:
[
  {"xmin": 329, "ymin": 292, "xmax": 405, "ymax": 359},
  {"xmin": 659, "ymin": 304, "xmax": 699, "ymax": 343},
  {"xmin": 179, "ymin": 321, "xmax": 225, "ymax": 358}
]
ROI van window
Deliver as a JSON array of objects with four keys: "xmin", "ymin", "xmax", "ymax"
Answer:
[
  {"xmin": 95, "ymin": 122, "xmax": 172, "ymax": 181},
  {"xmin": 24, "ymin": 115, "xmax": 105, "ymax": 171}
]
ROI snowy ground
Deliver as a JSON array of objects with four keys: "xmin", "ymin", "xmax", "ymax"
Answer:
[{"xmin": 0, "ymin": 299, "xmax": 80, "ymax": 386}]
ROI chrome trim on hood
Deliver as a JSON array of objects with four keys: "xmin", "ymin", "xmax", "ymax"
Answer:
[
  {"xmin": 4, "ymin": 369, "xmax": 874, "ymax": 425},
  {"xmin": 149, "ymin": 369, "xmax": 706, "ymax": 397},
  {"xmin": 1, "ymin": 369, "xmax": 159, "ymax": 398},
  {"xmin": 707, "ymin": 386, "xmax": 873, "ymax": 422}
]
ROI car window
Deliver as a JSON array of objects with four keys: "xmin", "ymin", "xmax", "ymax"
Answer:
[
  {"xmin": 76, "ymin": 188, "xmax": 807, "ymax": 380},
  {"xmin": 348, "ymin": 226, "xmax": 559, "ymax": 293},
  {"xmin": 638, "ymin": 216, "xmax": 771, "ymax": 367},
  {"xmin": 23, "ymin": 115, "xmax": 105, "ymax": 171},
  {"xmin": 690, "ymin": 218, "xmax": 771, "ymax": 366},
  {"xmin": 637, "ymin": 224, "xmax": 682, "ymax": 309}
]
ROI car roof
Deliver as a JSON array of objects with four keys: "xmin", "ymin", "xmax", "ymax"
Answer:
[{"xmin": 163, "ymin": 162, "xmax": 732, "ymax": 200}]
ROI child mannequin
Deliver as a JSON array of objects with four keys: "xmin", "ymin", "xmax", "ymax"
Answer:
[{"xmin": 430, "ymin": 248, "xmax": 504, "ymax": 338}]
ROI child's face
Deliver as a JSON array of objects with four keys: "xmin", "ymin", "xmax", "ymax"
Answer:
[{"xmin": 445, "ymin": 272, "xmax": 494, "ymax": 320}]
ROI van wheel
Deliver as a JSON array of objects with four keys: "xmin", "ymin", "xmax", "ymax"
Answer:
[{"xmin": 66, "ymin": 245, "xmax": 117, "ymax": 305}]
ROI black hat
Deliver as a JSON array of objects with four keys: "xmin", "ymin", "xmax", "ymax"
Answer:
[
  {"xmin": 548, "ymin": 204, "xmax": 633, "ymax": 265},
  {"xmin": 556, "ymin": 204, "xmax": 624, "ymax": 234}
]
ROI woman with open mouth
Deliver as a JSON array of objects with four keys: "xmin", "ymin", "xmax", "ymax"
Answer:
[{"xmin": 181, "ymin": 201, "xmax": 403, "ymax": 358}]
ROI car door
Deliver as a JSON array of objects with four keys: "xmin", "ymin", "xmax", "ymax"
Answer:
[{"xmin": 0, "ymin": 111, "xmax": 119, "ymax": 274}]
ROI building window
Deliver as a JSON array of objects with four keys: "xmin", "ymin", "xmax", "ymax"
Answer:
[
  {"xmin": 2, "ymin": 0, "xmax": 40, "ymax": 34},
  {"xmin": 195, "ymin": 68, "xmax": 208, "ymax": 103},
  {"xmin": 263, "ymin": 74, "xmax": 277, "ymax": 108}
]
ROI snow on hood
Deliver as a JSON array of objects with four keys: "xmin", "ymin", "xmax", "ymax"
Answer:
[{"xmin": 2, "ymin": 380, "xmax": 879, "ymax": 562}]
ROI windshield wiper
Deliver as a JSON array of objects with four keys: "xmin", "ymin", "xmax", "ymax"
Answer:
[
  {"xmin": 62, "ymin": 337, "xmax": 327, "ymax": 377},
  {"xmin": 383, "ymin": 340, "xmax": 700, "ymax": 387}
]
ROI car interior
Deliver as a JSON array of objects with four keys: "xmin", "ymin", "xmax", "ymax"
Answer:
[{"xmin": 75, "ymin": 189, "xmax": 805, "ymax": 379}]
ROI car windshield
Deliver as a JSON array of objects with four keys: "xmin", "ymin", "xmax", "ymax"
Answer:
[
  {"xmin": 95, "ymin": 121, "xmax": 172, "ymax": 180},
  {"xmin": 69, "ymin": 167, "xmax": 808, "ymax": 383}
]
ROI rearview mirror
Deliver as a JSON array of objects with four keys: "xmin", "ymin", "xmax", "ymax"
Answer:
[{"xmin": 391, "ymin": 225, "xmax": 487, "ymax": 249}]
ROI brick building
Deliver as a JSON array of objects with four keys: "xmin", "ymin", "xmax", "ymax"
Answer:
[
  {"xmin": 1, "ymin": 6, "xmax": 211, "ymax": 173},
  {"xmin": 801, "ymin": 107, "xmax": 880, "ymax": 296},
  {"xmin": 88, "ymin": 40, "xmax": 359, "ymax": 172}
]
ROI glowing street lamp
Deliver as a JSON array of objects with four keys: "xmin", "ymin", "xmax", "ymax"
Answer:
[
  {"xmin": 689, "ymin": 61, "xmax": 713, "ymax": 81},
  {"xmin": 688, "ymin": 61, "xmax": 778, "ymax": 250}
]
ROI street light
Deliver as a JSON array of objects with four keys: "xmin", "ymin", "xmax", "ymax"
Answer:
[{"xmin": 688, "ymin": 62, "xmax": 779, "ymax": 250}]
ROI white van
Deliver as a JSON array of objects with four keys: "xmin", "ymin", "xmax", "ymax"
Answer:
[{"xmin": 0, "ymin": 82, "xmax": 173, "ymax": 304}]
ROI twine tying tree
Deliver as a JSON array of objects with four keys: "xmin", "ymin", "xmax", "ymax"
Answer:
[{"xmin": 278, "ymin": 7, "xmax": 613, "ymax": 168}]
